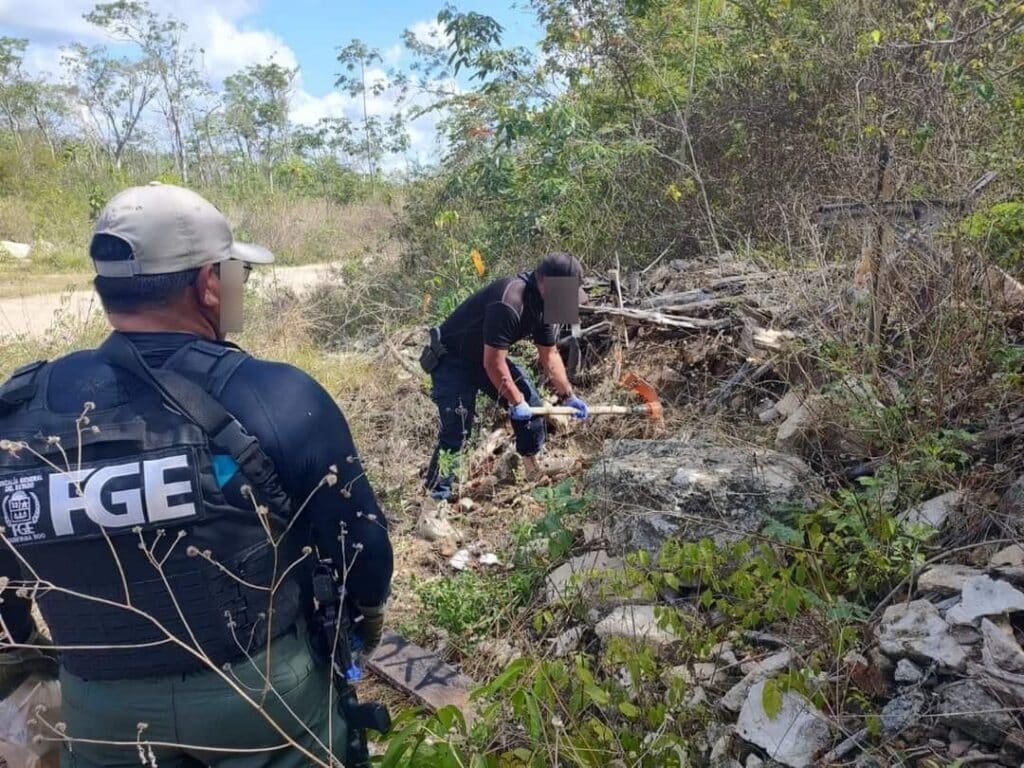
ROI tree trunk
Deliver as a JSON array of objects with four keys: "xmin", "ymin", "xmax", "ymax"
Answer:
[
  {"xmin": 31, "ymin": 108, "xmax": 56, "ymax": 160},
  {"xmin": 361, "ymin": 60, "xmax": 375, "ymax": 197},
  {"xmin": 166, "ymin": 96, "xmax": 187, "ymax": 183}
]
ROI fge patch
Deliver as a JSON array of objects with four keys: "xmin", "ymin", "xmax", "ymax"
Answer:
[
  {"xmin": 0, "ymin": 475, "xmax": 43, "ymax": 542},
  {"xmin": 0, "ymin": 450, "xmax": 203, "ymax": 546}
]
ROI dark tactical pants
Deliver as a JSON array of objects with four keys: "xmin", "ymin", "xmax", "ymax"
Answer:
[
  {"xmin": 59, "ymin": 626, "xmax": 347, "ymax": 767},
  {"xmin": 425, "ymin": 355, "xmax": 545, "ymax": 497}
]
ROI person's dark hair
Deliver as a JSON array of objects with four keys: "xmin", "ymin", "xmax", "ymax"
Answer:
[
  {"xmin": 536, "ymin": 251, "xmax": 582, "ymax": 279},
  {"xmin": 91, "ymin": 233, "xmax": 200, "ymax": 314}
]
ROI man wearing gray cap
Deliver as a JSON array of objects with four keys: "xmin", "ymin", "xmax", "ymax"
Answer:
[{"xmin": 0, "ymin": 183, "xmax": 393, "ymax": 766}]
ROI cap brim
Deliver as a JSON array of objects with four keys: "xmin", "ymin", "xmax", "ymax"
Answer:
[{"xmin": 229, "ymin": 241, "xmax": 275, "ymax": 265}]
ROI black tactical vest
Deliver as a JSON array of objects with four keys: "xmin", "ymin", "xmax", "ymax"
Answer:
[{"xmin": 0, "ymin": 335, "xmax": 304, "ymax": 680}]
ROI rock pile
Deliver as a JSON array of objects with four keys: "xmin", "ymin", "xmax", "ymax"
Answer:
[
  {"xmin": 559, "ymin": 434, "xmax": 1024, "ymax": 766},
  {"xmin": 0, "ymin": 240, "xmax": 31, "ymax": 260},
  {"xmin": 866, "ymin": 553, "xmax": 1024, "ymax": 766}
]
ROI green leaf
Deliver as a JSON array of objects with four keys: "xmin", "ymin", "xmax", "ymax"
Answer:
[
  {"xmin": 380, "ymin": 724, "xmax": 416, "ymax": 768},
  {"xmin": 762, "ymin": 679, "xmax": 784, "ymax": 720},
  {"xmin": 526, "ymin": 692, "xmax": 543, "ymax": 741},
  {"xmin": 807, "ymin": 523, "xmax": 824, "ymax": 550},
  {"xmin": 870, "ymin": 29, "xmax": 882, "ymax": 45},
  {"xmin": 782, "ymin": 584, "xmax": 804, "ymax": 617},
  {"xmin": 575, "ymin": 664, "xmax": 595, "ymax": 686},
  {"xmin": 478, "ymin": 658, "xmax": 529, "ymax": 697},
  {"xmin": 435, "ymin": 704, "xmax": 467, "ymax": 734},
  {"xmin": 763, "ymin": 518, "xmax": 803, "ymax": 545},
  {"xmin": 866, "ymin": 713, "xmax": 882, "ymax": 738},
  {"xmin": 618, "ymin": 701, "xmax": 640, "ymax": 719},
  {"xmin": 588, "ymin": 717, "xmax": 614, "ymax": 742},
  {"xmin": 585, "ymin": 683, "xmax": 610, "ymax": 706}
]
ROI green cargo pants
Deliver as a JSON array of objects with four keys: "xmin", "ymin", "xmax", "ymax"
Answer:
[{"xmin": 58, "ymin": 626, "xmax": 348, "ymax": 767}]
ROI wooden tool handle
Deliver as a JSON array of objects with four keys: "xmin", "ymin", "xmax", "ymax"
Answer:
[{"xmin": 529, "ymin": 405, "xmax": 639, "ymax": 417}]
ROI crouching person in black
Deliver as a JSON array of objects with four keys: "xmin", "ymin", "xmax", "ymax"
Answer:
[{"xmin": 422, "ymin": 252, "xmax": 589, "ymax": 500}]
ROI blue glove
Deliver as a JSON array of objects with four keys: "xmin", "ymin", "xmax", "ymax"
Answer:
[
  {"xmin": 509, "ymin": 401, "xmax": 534, "ymax": 421},
  {"xmin": 563, "ymin": 395, "xmax": 589, "ymax": 420}
]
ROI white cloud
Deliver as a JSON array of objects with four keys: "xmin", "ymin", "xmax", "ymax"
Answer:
[
  {"xmin": 407, "ymin": 19, "xmax": 451, "ymax": 49},
  {"xmin": 199, "ymin": 10, "xmax": 298, "ymax": 80},
  {"xmin": 0, "ymin": 2, "xmax": 454, "ymax": 167},
  {"xmin": 0, "ymin": 0, "xmax": 98, "ymax": 42},
  {"xmin": 0, "ymin": 0, "xmax": 298, "ymax": 81},
  {"xmin": 288, "ymin": 75, "xmax": 456, "ymax": 171},
  {"xmin": 290, "ymin": 89, "xmax": 352, "ymax": 125}
]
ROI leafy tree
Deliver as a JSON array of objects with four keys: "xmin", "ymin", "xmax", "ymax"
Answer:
[
  {"xmin": 61, "ymin": 42, "xmax": 158, "ymax": 168},
  {"xmin": 335, "ymin": 39, "xmax": 410, "ymax": 192},
  {"xmin": 223, "ymin": 61, "xmax": 296, "ymax": 171},
  {"xmin": 292, "ymin": 116, "xmax": 355, "ymax": 163},
  {"xmin": 0, "ymin": 38, "xmax": 69, "ymax": 156},
  {"xmin": 85, "ymin": 0, "xmax": 205, "ymax": 182},
  {"xmin": 0, "ymin": 37, "xmax": 31, "ymax": 137}
]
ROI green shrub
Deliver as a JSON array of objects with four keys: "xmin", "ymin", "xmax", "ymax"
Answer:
[{"xmin": 964, "ymin": 201, "xmax": 1024, "ymax": 269}]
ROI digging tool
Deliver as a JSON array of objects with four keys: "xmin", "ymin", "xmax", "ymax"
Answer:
[{"xmin": 528, "ymin": 371, "xmax": 664, "ymax": 423}]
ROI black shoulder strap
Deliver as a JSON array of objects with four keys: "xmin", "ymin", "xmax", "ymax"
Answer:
[
  {"xmin": 163, "ymin": 340, "xmax": 249, "ymax": 399},
  {"xmin": 97, "ymin": 334, "xmax": 289, "ymax": 512},
  {"xmin": 0, "ymin": 360, "xmax": 47, "ymax": 414}
]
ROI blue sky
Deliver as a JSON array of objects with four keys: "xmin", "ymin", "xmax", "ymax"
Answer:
[
  {"xmin": 0, "ymin": 0, "xmax": 544, "ymax": 165},
  {"xmin": 0, "ymin": 0, "xmax": 543, "ymax": 84},
  {"xmin": 253, "ymin": 0, "xmax": 542, "ymax": 94}
]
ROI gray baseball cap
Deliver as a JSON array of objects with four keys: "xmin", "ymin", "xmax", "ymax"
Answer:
[{"xmin": 90, "ymin": 182, "xmax": 274, "ymax": 277}]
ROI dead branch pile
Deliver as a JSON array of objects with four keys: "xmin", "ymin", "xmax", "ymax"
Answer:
[{"xmin": 564, "ymin": 253, "xmax": 812, "ymax": 418}]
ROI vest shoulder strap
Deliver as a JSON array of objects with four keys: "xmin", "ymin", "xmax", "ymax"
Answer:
[
  {"xmin": 97, "ymin": 334, "xmax": 291, "ymax": 516},
  {"xmin": 0, "ymin": 360, "xmax": 47, "ymax": 414},
  {"xmin": 163, "ymin": 340, "xmax": 249, "ymax": 398}
]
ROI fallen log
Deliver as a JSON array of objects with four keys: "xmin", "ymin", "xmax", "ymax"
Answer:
[
  {"xmin": 580, "ymin": 305, "xmax": 735, "ymax": 331},
  {"xmin": 705, "ymin": 361, "xmax": 773, "ymax": 414},
  {"xmin": 708, "ymin": 273, "xmax": 772, "ymax": 291},
  {"xmin": 813, "ymin": 199, "xmax": 958, "ymax": 227},
  {"xmin": 557, "ymin": 321, "xmax": 611, "ymax": 347},
  {"xmin": 741, "ymin": 319, "xmax": 800, "ymax": 360},
  {"xmin": 986, "ymin": 265, "xmax": 1024, "ymax": 312},
  {"xmin": 640, "ymin": 289, "xmax": 713, "ymax": 309},
  {"xmin": 470, "ymin": 428, "xmax": 508, "ymax": 472},
  {"xmin": 657, "ymin": 299, "xmax": 732, "ymax": 316},
  {"xmin": 822, "ymin": 728, "xmax": 869, "ymax": 765}
]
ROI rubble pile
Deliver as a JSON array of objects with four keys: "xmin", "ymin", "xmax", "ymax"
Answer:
[
  {"xmin": 865, "ymin": 552, "xmax": 1024, "ymax": 768},
  {"xmin": 398, "ymin": 248, "xmax": 1024, "ymax": 766},
  {"xmin": 523, "ymin": 535, "xmax": 1024, "ymax": 767}
]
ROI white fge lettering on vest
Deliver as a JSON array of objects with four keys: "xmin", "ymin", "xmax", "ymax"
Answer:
[
  {"xmin": 85, "ymin": 463, "xmax": 144, "ymax": 530},
  {"xmin": 49, "ymin": 468, "xmax": 92, "ymax": 537},
  {"xmin": 144, "ymin": 455, "xmax": 196, "ymax": 523},
  {"xmin": 48, "ymin": 455, "xmax": 197, "ymax": 536}
]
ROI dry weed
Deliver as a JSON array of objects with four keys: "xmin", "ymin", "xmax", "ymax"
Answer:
[{"xmin": 225, "ymin": 198, "xmax": 400, "ymax": 267}]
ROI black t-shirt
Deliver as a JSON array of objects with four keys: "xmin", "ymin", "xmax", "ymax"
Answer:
[
  {"xmin": 38, "ymin": 332, "xmax": 393, "ymax": 607},
  {"xmin": 439, "ymin": 272, "xmax": 558, "ymax": 362}
]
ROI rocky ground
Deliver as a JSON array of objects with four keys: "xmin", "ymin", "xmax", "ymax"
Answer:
[{"xmin": 391, "ymin": 250, "xmax": 1024, "ymax": 766}]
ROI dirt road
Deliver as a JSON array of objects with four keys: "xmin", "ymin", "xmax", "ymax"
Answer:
[{"xmin": 0, "ymin": 263, "xmax": 339, "ymax": 340}]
